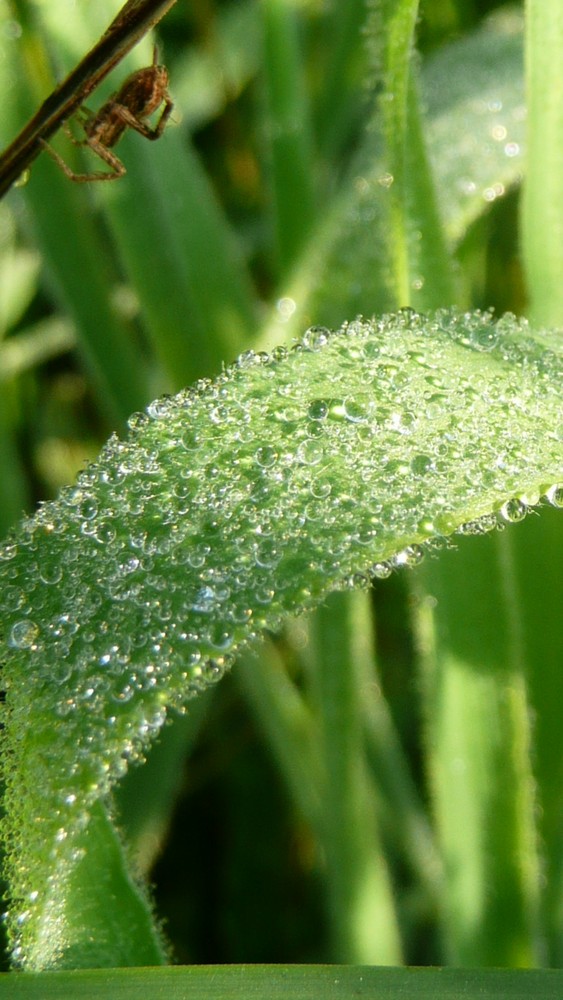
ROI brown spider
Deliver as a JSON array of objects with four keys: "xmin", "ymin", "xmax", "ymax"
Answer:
[{"xmin": 40, "ymin": 45, "xmax": 173, "ymax": 181}]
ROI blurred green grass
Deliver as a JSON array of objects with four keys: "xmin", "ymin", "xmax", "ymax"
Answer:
[{"xmin": 0, "ymin": 0, "xmax": 562, "ymax": 976}]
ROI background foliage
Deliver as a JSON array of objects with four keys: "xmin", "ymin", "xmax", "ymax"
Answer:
[{"xmin": 0, "ymin": 0, "xmax": 562, "ymax": 989}]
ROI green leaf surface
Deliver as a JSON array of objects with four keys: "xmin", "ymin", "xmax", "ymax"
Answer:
[
  {"xmin": 2, "ymin": 964, "xmax": 563, "ymax": 1000},
  {"xmin": 1, "ymin": 308, "xmax": 562, "ymax": 969}
]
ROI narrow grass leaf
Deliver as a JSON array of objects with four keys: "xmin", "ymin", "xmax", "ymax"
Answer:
[
  {"xmin": 2, "ymin": 964, "xmax": 563, "ymax": 1000},
  {"xmin": 416, "ymin": 531, "xmax": 542, "ymax": 966}
]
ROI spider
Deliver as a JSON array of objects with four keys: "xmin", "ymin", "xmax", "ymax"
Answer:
[{"xmin": 40, "ymin": 45, "xmax": 173, "ymax": 181}]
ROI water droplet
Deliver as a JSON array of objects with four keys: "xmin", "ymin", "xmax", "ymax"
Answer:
[
  {"xmin": 343, "ymin": 399, "xmax": 368, "ymax": 423},
  {"xmin": 392, "ymin": 545, "xmax": 425, "ymax": 568},
  {"xmin": 370, "ymin": 562, "xmax": 393, "ymax": 580},
  {"xmin": 255, "ymin": 446, "xmax": 278, "ymax": 469},
  {"xmin": 410, "ymin": 454, "xmax": 434, "ymax": 476},
  {"xmin": 545, "ymin": 483, "xmax": 563, "ymax": 508},
  {"xmin": 308, "ymin": 399, "xmax": 329, "ymax": 421},
  {"xmin": 377, "ymin": 172, "xmax": 394, "ymax": 188},
  {"xmin": 38, "ymin": 563, "xmax": 63, "ymax": 585},
  {"xmin": 302, "ymin": 326, "xmax": 329, "ymax": 351},
  {"xmin": 9, "ymin": 620, "xmax": 39, "ymax": 649},
  {"xmin": 498, "ymin": 497, "xmax": 528, "ymax": 523},
  {"xmin": 297, "ymin": 440, "xmax": 323, "ymax": 465},
  {"xmin": 276, "ymin": 297, "xmax": 296, "ymax": 321}
]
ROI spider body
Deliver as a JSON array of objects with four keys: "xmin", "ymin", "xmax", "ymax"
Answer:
[{"xmin": 41, "ymin": 46, "xmax": 173, "ymax": 181}]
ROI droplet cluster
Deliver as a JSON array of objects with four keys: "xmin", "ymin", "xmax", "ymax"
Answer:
[{"xmin": 1, "ymin": 308, "xmax": 562, "ymax": 966}]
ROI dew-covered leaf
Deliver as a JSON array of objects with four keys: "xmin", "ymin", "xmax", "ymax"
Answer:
[
  {"xmin": 424, "ymin": 7, "xmax": 525, "ymax": 242},
  {"xmin": 1, "ymin": 309, "xmax": 562, "ymax": 968}
]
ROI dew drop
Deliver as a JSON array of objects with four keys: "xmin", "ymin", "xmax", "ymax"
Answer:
[
  {"xmin": 308, "ymin": 399, "xmax": 329, "ymax": 421},
  {"xmin": 370, "ymin": 562, "xmax": 393, "ymax": 580},
  {"xmin": 498, "ymin": 497, "xmax": 528, "ymax": 523},
  {"xmin": 9, "ymin": 620, "xmax": 39, "ymax": 649},
  {"xmin": 255, "ymin": 445, "xmax": 278, "ymax": 469},
  {"xmin": 377, "ymin": 172, "xmax": 394, "ymax": 188},
  {"xmin": 38, "ymin": 563, "xmax": 63, "ymax": 585},
  {"xmin": 545, "ymin": 483, "xmax": 563, "ymax": 508},
  {"xmin": 410, "ymin": 454, "xmax": 434, "ymax": 476},
  {"xmin": 392, "ymin": 544, "xmax": 425, "ymax": 568},
  {"xmin": 302, "ymin": 326, "xmax": 330, "ymax": 351}
]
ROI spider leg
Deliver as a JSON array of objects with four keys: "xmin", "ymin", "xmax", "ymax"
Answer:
[
  {"xmin": 39, "ymin": 137, "xmax": 126, "ymax": 182},
  {"xmin": 112, "ymin": 97, "xmax": 174, "ymax": 140},
  {"xmin": 62, "ymin": 108, "xmax": 93, "ymax": 147}
]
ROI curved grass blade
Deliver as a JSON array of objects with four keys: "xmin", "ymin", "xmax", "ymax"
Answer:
[{"xmin": 0, "ymin": 309, "xmax": 562, "ymax": 968}]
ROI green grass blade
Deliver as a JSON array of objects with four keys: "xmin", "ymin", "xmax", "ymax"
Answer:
[
  {"xmin": 19, "ymin": 800, "xmax": 167, "ymax": 970},
  {"xmin": 172, "ymin": 1, "xmax": 261, "ymax": 132},
  {"xmin": 313, "ymin": 0, "xmax": 368, "ymax": 161},
  {"xmin": 415, "ymin": 531, "xmax": 542, "ymax": 965},
  {"xmin": 97, "ymin": 130, "xmax": 258, "ymax": 386},
  {"xmin": 1, "ymin": 309, "xmax": 562, "ymax": 968},
  {"xmin": 235, "ymin": 642, "xmax": 322, "ymax": 832},
  {"xmin": 2, "ymin": 965, "xmax": 563, "ymax": 999},
  {"xmin": 0, "ymin": 388, "xmax": 29, "ymax": 533},
  {"xmin": 309, "ymin": 591, "xmax": 402, "ymax": 964},
  {"xmin": 260, "ymin": 11, "xmax": 523, "ymax": 346},
  {"xmin": 365, "ymin": 0, "xmax": 421, "ymax": 305},
  {"xmin": 522, "ymin": 0, "xmax": 563, "ymax": 325},
  {"xmin": 508, "ymin": 508, "xmax": 563, "ymax": 964},
  {"xmin": 401, "ymin": 75, "xmax": 456, "ymax": 309},
  {"xmin": 21, "ymin": 157, "xmax": 149, "ymax": 423},
  {"xmin": 114, "ymin": 691, "xmax": 213, "ymax": 874},
  {"xmin": 260, "ymin": 0, "xmax": 316, "ymax": 275},
  {"xmin": 362, "ymin": 658, "xmax": 443, "ymax": 905}
]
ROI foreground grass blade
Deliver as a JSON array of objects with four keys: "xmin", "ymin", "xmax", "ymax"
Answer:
[
  {"xmin": 2, "ymin": 964, "xmax": 563, "ymax": 999},
  {"xmin": 0, "ymin": 309, "xmax": 562, "ymax": 968}
]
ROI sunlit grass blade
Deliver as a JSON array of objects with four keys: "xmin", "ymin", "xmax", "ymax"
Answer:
[
  {"xmin": 364, "ymin": 0, "xmax": 421, "ymax": 305},
  {"xmin": 22, "ymin": 800, "xmax": 168, "ymax": 970},
  {"xmin": 308, "ymin": 592, "xmax": 402, "ymax": 964},
  {"xmin": 261, "ymin": 7, "xmax": 528, "ymax": 345},
  {"xmin": 507, "ymin": 507, "xmax": 563, "ymax": 964},
  {"xmin": 522, "ymin": 0, "xmax": 563, "ymax": 325},
  {"xmin": 1, "ymin": 309, "xmax": 561, "ymax": 968},
  {"xmin": 415, "ymin": 531, "xmax": 542, "ymax": 966}
]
